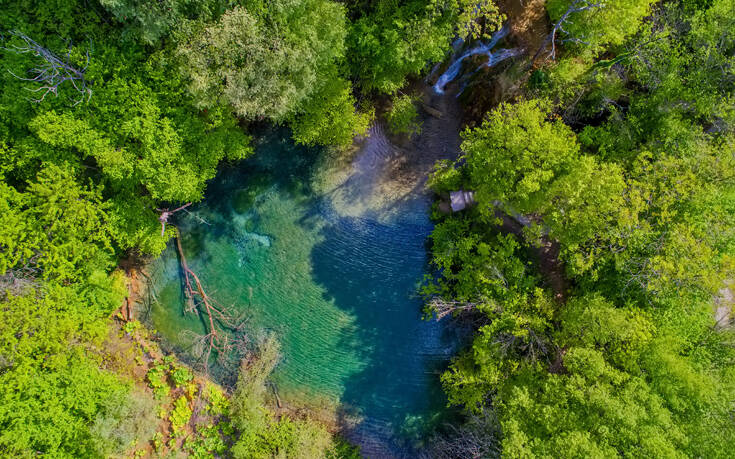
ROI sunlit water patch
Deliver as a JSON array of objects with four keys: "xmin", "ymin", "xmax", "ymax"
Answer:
[{"xmin": 145, "ymin": 127, "xmax": 464, "ymax": 457}]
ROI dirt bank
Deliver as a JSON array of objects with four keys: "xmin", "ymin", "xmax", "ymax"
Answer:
[{"xmin": 496, "ymin": 0, "xmax": 550, "ymax": 56}]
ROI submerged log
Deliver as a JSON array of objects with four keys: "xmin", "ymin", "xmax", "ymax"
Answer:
[
  {"xmin": 420, "ymin": 102, "xmax": 443, "ymax": 119},
  {"xmin": 268, "ymin": 381, "xmax": 283, "ymax": 409},
  {"xmin": 173, "ymin": 226, "xmax": 247, "ymax": 372}
]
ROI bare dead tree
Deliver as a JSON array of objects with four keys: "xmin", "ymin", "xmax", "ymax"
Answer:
[
  {"xmin": 0, "ymin": 269, "xmax": 39, "ymax": 299},
  {"xmin": 427, "ymin": 297, "xmax": 480, "ymax": 320},
  {"xmin": 529, "ymin": 0, "xmax": 603, "ymax": 66},
  {"xmin": 156, "ymin": 203, "xmax": 192, "ymax": 236},
  {"xmin": 428, "ymin": 296, "xmax": 553, "ymax": 360},
  {"xmin": 423, "ymin": 408, "xmax": 501, "ymax": 459},
  {"xmin": 3, "ymin": 31, "xmax": 93, "ymax": 105},
  {"xmin": 495, "ymin": 328, "xmax": 552, "ymax": 364}
]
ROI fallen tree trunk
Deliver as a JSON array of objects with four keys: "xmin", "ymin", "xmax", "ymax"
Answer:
[
  {"xmin": 173, "ymin": 226, "xmax": 247, "ymax": 372},
  {"xmin": 420, "ymin": 102, "xmax": 444, "ymax": 119}
]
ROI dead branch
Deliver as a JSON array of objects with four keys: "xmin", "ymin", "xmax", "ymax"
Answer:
[
  {"xmin": 157, "ymin": 202, "xmax": 192, "ymax": 236},
  {"xmin": 423, "ymin": 408, "xmax": 501, "ymax": 459},
  {"xmin": 427, "ymin": 297, "xmax": 479, "ymax": 320},
  {"xmin": 529, "ymin": 0, "xmax": 603, "ymax": 67},
  {"xmin": 3, "ymin": 31, "xmax": 92, "ymax": 105}
]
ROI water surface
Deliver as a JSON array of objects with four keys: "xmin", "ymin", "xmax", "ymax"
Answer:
[{"xmin": 146, "ymin": 124, "xmax": 464, "ymax": 456}]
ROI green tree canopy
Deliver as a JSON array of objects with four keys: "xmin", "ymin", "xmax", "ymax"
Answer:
[
  {"xmin": 347, "ymin": 0, "xmax": 503, "ymax": 93},
  {"xmin": 177, "ymin": 0, "xmax": 347, "ymax": 121},
  {"xmin": 546, "ymin": 0, "xmax": 657, "ymax": 56}
]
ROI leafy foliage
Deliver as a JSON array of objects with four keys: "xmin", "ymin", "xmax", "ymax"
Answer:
[
  {"xmin": 546, "ymin": 0, "xmax": 657, "ymax": 56},
  {"xmin": 386, "ymin": 94, "xmax": 421, "ymax": 136},
  {"xmin": 289, "ymin": 74, "xmax": 373, "ymax": 148},
  {"xmin": 0, "ymin": 164, "xmax": 114, "ymax": 280},
  {"xmin": 455, "ymin": 0, "xmax": 504, "ymax": 40},
  {"xmin": 5, "ymin": 0, "xmax": 733, "ymax": 457},
  {"xmin": 500, "ymin": 349, "xmax": 686, "ymax": 458},
  {"xmin": 459, "ymin": 98, "xmax": 632, "ymax": 273},
  {"xmin": 177, "ymin": 1, "xmax": 346, "ymax": 121},
  {"xmin": 347, "ymin": 0, "xmax": 502, "ymax": 93},
  {"xmin": 427, "ymin": 0, "xmax": 735, "ymax": 455},
  {"xmin": 461, "ymin": 99, "xmax": 580, "ymax": 213},
  {"xmin": 99, "ymin": 0, "xmax": 228, "ymax": 44},
  {"xmin": 170, "ymin": 396, "xmax": 193, "ymax": 437},
  {"xmin": 0, "ymin": 282, "xmax": 138, "ymax": 457}
]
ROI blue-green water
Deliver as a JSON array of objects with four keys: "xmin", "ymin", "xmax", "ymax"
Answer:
[{"xmin": 146, "ymin": 126, "xmax": 463, "ymax": 456}]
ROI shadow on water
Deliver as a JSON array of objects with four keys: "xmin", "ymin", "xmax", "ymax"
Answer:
[
  {"xmin": 146, "ymin": 114, "xmax": 469, "ymax": 456},
  {"xmin": 307, "ymin": 206, "xmax": 466, "ymax": 457},
  {"xmin": 299, "ymin": 92, "xmax": 471, "ymax": 455}
]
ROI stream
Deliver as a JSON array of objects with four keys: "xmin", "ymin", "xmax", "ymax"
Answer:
[{"xmin": 433, "ymin": 25, "xmax": 520, "ymax": 95}]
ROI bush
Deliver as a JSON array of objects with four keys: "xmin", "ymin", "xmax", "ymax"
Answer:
[
  {"xmin": 90, "ymin": 389, "xmax": 158, "ymax": 456},
  {"xmin": 147, "ymin": 364, "xmax": 170, "ymax": 399},
  {"xmin": 386, "ymin": 94, "xmax": 421, "ymax": 136},
  {"xmin": 228, "ymin": 335, "xmax": 340, "ymax": 458},
  {"xmin": 171, "ymin": 366, "xmax": 194, "ymax": 388},
  {"xmin": 170, "ymin": 396, "xmax": 193, "ymax": 437}
]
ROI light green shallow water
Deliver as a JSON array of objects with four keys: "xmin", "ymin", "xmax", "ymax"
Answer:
[{"xmin": 145, "ymin": 127, "xmax": 464, "ymax": 456}]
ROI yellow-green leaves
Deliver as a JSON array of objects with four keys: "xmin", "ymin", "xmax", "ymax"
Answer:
[
  {"xmin": 289, "ymin": 75, "xmax": 372, "ymax": 148},
  {"xmin": 0, "ymin": 283, "xmax": 131, "ymax": 457},
  {"xmin": 386, "ymin": 93, "xmax": 422, "ymax": 137},
  {"xmin": 462, "ymin": 99, "xmax": 579, "ymax": 213},
  {"xmin": 459, "ymin": 99, "xmax": 632, "ymax": 275},
  {"xmin": 454, "ymin": 0, "xmax": 504, "ymax": 40},
  {"xmin": 30, "ymin": 111, "xmax": 135, "ymax": 180},
  {"xmin": 558, "ymin": 294, "xmax": 654, "ymax": 370},
  {"xmin": 0, "ymin": 164, "xmax": 114, "ymax": 281},
  {"xmin": 546, "ymin": 0, "xmax": 657, "ymax": 55}
]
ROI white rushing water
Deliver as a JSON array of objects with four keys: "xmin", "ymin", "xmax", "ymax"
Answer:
[{"xmin": 433, "ymin": 25, "xmax": 520, "ymax": 94}]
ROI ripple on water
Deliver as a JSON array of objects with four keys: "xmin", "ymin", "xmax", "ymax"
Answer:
[{"xmin": 146, "ymin": 127, "xmax": 464, "ymax": 458}]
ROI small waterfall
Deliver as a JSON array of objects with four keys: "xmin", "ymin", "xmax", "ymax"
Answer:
[
  {"xmin": 425, "ymin": 37, "xmax": 465, "ymax": 82},
  {"xmin": 433, "ymin": 25, "xmax": 519, "ymax": 94},
  {"xmin": 455, "ymin": 47, "xmax": 523, "ymax": 97}
]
